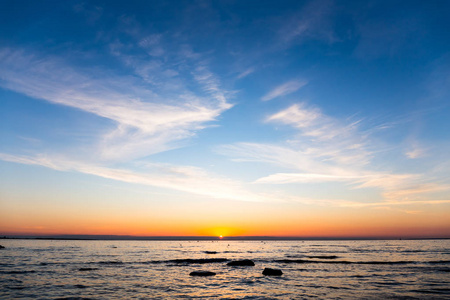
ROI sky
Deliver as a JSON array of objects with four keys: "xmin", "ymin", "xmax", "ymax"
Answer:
[{"xmin": 0, "ymin": 0, "xmax": 449, "ymax": 238}]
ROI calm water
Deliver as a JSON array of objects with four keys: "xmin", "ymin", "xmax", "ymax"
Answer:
[{"xmin": 0, "ymin": 239, "xmax": 449, "ymax": 299}]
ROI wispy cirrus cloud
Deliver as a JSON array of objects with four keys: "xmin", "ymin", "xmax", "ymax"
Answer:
[
  {"xmin": 0, "ymin": 47, "xmax": 231, "ymax": 161},
  {"xmin": 405, "ymin": 143, "xmax": 426, "ymax": 159},
  {"xmin": 0, "ymin": 153, "xmax": 250, "ymax": 201},
  {"xmin": 261, "ymin": 80, "xmax": 308, "ymax": 101},
  {"xmin": 279, "ymin": 0, "xmax": 336, "ymax": 45},
  {"xmin": 237, "ymin": 67, "xmax": 255, "ymax": 79},
  {"xmin": 266, "ymin": 103, "xmax": 370, "ymax": 165},
  {"xmin": 219, "ymin": 102, "xmax": 450, "ymax": 203},
  {"xmin": 1, "ymin": 151, "xmax": 448, "ymax": 208},
  {"xmin": 219, "ymin": 142, "xmax": 357, "ymax": 177},
  {"xmin": 0, "ymin": 152, "xmax": 302, "ymax": 204},
  {"xmin": 382, "ymin": 184, "xmax": 450, "ymax": 202},
  {"xmin": 254, "ymin": 172, "xmax": 359, "ymax": 184},
  {"xmin": 138, "ymin": 34, "xmax": 165, "ymax": 57}
]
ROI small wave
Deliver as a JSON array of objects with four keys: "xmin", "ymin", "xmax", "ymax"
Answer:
[
  {"xmin": 7, "ymin": 286, "xmax": 26, "ymax": 290},
  {"xmin": 0, "ymin": 263, "xmax": 12, "ymax": 267},
  {"xmin": 285, "ymin": 255, "xmax": 339, "ymax": 259},
  {"xmin": 150, "ymin": 258, "xmax": 229, "ymax": 265},
  {"xmin": 350, "ymin": 248, "xmax": 375, "ymax": 253},
  {"xmin": 358, "ymin": 261, "xmax": 412, "ymax": 265},
  {"xmin": 275, "ymin": 259, "xmax": 351, "ymax": 264},
  {"xmin": 274, "ymin": 259, "xmax": 433, "ymax": 265},
  {"xmin": 309, "ymin": 245, "xmax": 348, "ymax": 248},
  {"xmin": 307, "ymin": 255, "xmax": 339, "ymax": 259},
  {"xmin": 407, "ymin": 266, "xmax": 450, "ymax": 273},
  {"xmin": 204, "ymin": 251, "xmax": 218, "ymax": 254},
  {"xmin": 374, "ymin": 281, "xmax": 403, "ymax": 286},
  {"xmin": 1, "ymin": 270, "xmax": 37, "ymax": 274},
  {"xmin": 305, "ymin": 250, "xmax": 348, "ymax": 254},
  {"xmin": 97, "ymin": 261, "xmax": 124, "ymax": 265},
  {"xmin": 327, "ymin": 286, "xmax": 350, "ymax": 290},
  {"xmin": 55, "ymin": 297, "xmax": 94, "ymax": 300},
  {"xmin": 428, "ymin": 260, "xmax": 450, "ymax": 264},
  {"xmin": 437, "ymin": 267, "xmax": 450, "ymax": 272},
  {"xmin": 412, "ymin": 288, "xmax": 450, "ymax": 295},
  {"xmin": 79, "ymin": 267, "xmax": 99, "ymax": 271}
]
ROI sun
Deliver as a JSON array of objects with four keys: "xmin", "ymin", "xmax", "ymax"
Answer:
[{"xmin": 219, "ymin": 235, "xmax": 223, "ymax": 239}]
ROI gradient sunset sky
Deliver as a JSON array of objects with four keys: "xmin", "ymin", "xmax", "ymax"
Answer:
[{"xmin": 1, "ymin": 0, "xmax": 449, "ymax": 238}]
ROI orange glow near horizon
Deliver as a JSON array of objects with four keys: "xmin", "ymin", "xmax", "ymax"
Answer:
[
  {"xmin": 1, "ymin": 217, "xmax": 449, "ymax": 238},
  {"xmin": 1, "ymin": 196, "xmax": 449, "ymax": 238}
]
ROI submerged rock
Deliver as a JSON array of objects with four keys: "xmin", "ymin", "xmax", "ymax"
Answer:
[
  {"xmin": 227, "ymin": 259, "xmax": 255, "ymax": 266},
  {"xmin": 0, "ymin": 245, "xmax": 5, "ymax": 249},
  {"xmin": 262, "ymin": 268, "xmax": 283, "ymax": 276},
  {"xmin": 189, "ymin": 271, "xmax": 216, "ymax": 277}
]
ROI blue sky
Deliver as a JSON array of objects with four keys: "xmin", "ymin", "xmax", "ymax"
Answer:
[{"xmin": 0, "ymin": 0, "xmax": 449, "ymax": 236}]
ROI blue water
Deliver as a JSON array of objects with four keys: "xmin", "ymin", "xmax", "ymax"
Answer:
[{"xmin": 0, "ymin": 239, "xmax": 449, "ymax": 299}]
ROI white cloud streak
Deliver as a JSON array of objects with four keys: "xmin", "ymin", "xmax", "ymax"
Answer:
[
  {"xmin": 237, "ymin": 67, "xmax": 255, "ymax": 79},
  {"xmin": 0, "ymin": 48, "xmax": 231, "ymax": 161},
  {"xmin": 219, "ymin": 102, "xmax": 450, "ymax": 204},
  {"xmin": 2, "ymin": 151, "xmax": 448, "ymax": 208},
  {"xmin": 405, "ymin": 144, "xmax": 426, "ymax": 159},
  {"xmin": 261, "ymin": 80, "xmax": 307, "ymax": 101},
  {"xmin": 254, "ymin": 173, "xmax": 359, "ymax": 184},
  {"xmin": 0, "ymin": 153, "xmax": 289, "ymax": 203},
  {"xmin": 279, "ymin": 0, "xmax": 336, "ymax": 45}
]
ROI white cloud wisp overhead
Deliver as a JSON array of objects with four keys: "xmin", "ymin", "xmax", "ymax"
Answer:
[
  {"xmin": 219, "ymin": 102, "xmax": 450, "ymax": 204},
  {"xmin": 0, "ymin": 48, "xmax": 232, "ymax": 161},
  {"xmin": 261, "ymin": 80, "xmax": 308, "ymax": 101}
]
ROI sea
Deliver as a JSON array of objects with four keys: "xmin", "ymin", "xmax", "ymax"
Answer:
[{"xmin": 0, "ymin": 239, "xmax": 449, "ymax": 299}]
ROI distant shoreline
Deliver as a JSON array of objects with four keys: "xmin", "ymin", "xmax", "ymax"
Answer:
[{"xmin": 1, "ymin": 235, "xmax": 448, "ymax": 241}]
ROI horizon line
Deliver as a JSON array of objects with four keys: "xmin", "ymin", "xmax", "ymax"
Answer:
[{"xmin": 1, "ymin": 234, "xmax": 449, "ymax": 241}]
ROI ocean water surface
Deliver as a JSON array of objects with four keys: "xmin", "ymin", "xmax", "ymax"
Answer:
[{"xmin": 0, "ymin": 239, "xmax": 449, "ymax": 299}]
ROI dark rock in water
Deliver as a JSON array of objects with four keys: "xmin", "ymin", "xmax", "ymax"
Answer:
[
  {"xmin": 227, "ymin": 259, "xmax": 255, "ymax": 266},
  {"xmin": 204, "ymin": 251, "xmax": 218, "ymax": 254},
  {"xmin": 0, "ymin": 245, "xmax": 5, "ymax": 249},
  {"xmin": 262, "ymin": 268, "xmax": 283, "ymax": 276},
  {"xmin": 189, "ymin": 271, "xmax": 216, "ymax": 277}
]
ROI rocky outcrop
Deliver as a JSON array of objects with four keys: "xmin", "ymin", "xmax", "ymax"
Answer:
[
  {"xmin": 262, "ymin": 267, "xmax": 283, "ymax": 276},
  {"xmin": 0, "ymin": 245, "xmax": 5, "ymax": 249},
  {"xmin": 189, "ymin": 271, "xmax": 216, "ymax": 276},
  {"xmin": 227, "ymin": 259, "xmax": 255, "ymax": 266}
]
